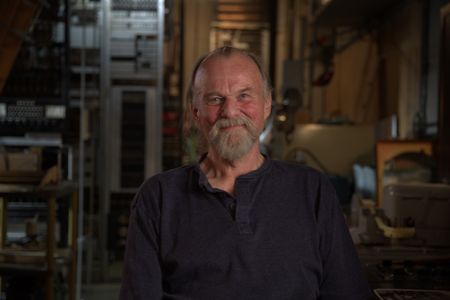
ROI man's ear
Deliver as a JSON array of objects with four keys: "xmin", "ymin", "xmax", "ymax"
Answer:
[
  {"xmin": 264, "ymin": 95, "xmax": 272, "ymax": 120},
  {"xmin": 190, "ymin": 102, "xmax": 199, "ymax": 120}
]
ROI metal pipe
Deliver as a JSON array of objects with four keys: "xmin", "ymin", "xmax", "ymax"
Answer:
[
  {"xmin": 417, "ymin": 0, "xmax": 430, "ymax": 138},
  {"xmin": 76, "ymin": 0, "xmax": 86, "ymax": 298},
  {"xmin": 155, "ymin": 0, "xmax": 165, "ymax": 173},
  {"xmin": 99, "ymin": 0, "xmax": 111, "ymax": 281},
  {"xmin": 63, "ymin": 0, "xmax": 70, "ymax": 114}
]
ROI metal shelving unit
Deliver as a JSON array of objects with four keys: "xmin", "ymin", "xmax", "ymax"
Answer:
[
  {"xmin": 98, "ymin": 0, "xmax": 164, "ymax": 280},
  {"xmin": 0, "ymin": 0, "xmax": 70, "ymax": 136}
]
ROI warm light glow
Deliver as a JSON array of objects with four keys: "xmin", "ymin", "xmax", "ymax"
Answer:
[{"xmin": 277, "ymin": 114, "xmax": 287, "ymax": 122}]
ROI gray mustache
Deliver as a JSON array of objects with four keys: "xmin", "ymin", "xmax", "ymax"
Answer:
[{"xmin": 215, "ymin": 117, "xmax": 249, "ymax": 129}]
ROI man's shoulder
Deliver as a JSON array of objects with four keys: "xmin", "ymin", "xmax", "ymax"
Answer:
[
  {"xmin": 132, "ymin": 164, "xmax": 197, "ymax": 208},
  {"xmin": 155, "ymin": 164, "xmax": 196, "ymax": 179},
  {"xmin": 270, "ymin": 159, "xmax": 323, "ymax": 179},
  {"xmin": 141, "ymin": 164, "xmax": 196, "ymax": 188}
]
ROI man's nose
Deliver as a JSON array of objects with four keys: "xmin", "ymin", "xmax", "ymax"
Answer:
[{"xmin": 220, "ymin": 97, "xmax": 240, "ymax": 118}]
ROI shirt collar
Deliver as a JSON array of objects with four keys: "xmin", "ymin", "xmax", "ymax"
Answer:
[{"xmin": 194, "ymin": 153, "xmax": 271, "ymax": 191}]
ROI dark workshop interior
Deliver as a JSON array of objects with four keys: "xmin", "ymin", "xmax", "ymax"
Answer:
[{"xmin": 0, "ymin": 0, "xmax": 450, "ymax": 299}]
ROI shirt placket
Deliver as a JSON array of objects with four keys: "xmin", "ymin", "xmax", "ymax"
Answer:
[
  {"xmin": 217, "ymin": 192, "xmax": 236, "ymax": 219},
  {"xmin": 234, "ymin": 179, "xmax": 253, "ymax": 234}
]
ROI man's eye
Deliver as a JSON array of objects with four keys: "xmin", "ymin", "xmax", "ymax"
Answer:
[
  {"xmin": 207, "ymin": 97, "xmax": 223, "ymax": 105},
  {"xmin": 239, "ymin": 93, "xmax": 250, "ymax": 101}
]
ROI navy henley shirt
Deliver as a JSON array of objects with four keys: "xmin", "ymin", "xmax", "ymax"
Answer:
[{"xmin": 120, "ymin": 157, "xmax": 372, "ymax": 299}]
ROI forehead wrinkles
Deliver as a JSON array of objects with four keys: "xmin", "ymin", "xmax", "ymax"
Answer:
[{"xmin": 193, "ymin": 55, "xmax": 264, "ymax": 98}]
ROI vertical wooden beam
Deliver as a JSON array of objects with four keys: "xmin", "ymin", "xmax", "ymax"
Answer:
[
  {"xmin": 46, "ymin": 196, "xmax": 56, "ymax": 300},
  {"xmin": 68, "ymin": 190, "xmax": 78, "ymax": 300},
  {"xmin": 182, "ymin": 0, "xmax": 214, "ymax": 115},
  {"xmin": 0, "ymin": 197, "xmax": 4, "ymax": 300},
  {"xmin": 393, "ymin": 1, "xmax": 422, "ymax": 138},
  {"xmin": 0, "ymin": 197, "xmax": 6, "ymax": 249},
  {"xmin": 275, "ymin": 0, "xmax": 289, "ymax": 104}
]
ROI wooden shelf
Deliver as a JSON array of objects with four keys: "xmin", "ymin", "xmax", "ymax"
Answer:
[
  {"xmin": 0, "ymin": 182, "xmax": 78, "ymax": 300},
  {"xmin": 0, "ymin": 181, "xmax": 78, "ymax": 198},
  {"xmin": 0, "ymin": 171, "xmax": 43, "ymax": 184},
  {"xmin": 0, "ymin": 262, "xmax": 47, "ymax": 274},
  {"xmin": 0, "ymin": 248, "xmax": 72, "ymax": 262},
  {"xmin": 311, "ymin": 0, "xmax": 401, "ymax": 27}
]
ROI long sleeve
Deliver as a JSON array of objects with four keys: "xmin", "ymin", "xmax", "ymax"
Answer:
[
  {"xmin": 316, "ymin": 175, "xmax": 372, "ymax": 300},
  {"xmin": 119, "ymin": 185, "xmax": 163, "ymax": 299}
]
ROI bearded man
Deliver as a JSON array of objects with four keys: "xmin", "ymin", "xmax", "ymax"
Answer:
[{"xmin": 120, "ymin": 46, "xmax": 372, "ymax": 300}]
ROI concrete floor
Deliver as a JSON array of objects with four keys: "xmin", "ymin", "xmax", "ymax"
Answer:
[
  {"xmin": 82, "ymin": 283, "xmax": 121, "ymax": 300},
  {"xmin": 80, "ymin": 261, "xmax": 123, "ymax": 300}
]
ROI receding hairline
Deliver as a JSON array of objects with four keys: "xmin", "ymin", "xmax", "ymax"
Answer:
[{"xmin": 187, "ymin": 47, "xmax": 272, "ymax": 103}]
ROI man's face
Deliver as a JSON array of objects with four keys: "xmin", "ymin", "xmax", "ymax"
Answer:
[{"xmin": 191, "ymin": 53, "xmax": 271, "ymax": 161}]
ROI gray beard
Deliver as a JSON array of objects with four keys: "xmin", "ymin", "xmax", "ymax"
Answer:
[{"xmin": 208, "ymin": 116, "xmax": 259, "ymax": 161}]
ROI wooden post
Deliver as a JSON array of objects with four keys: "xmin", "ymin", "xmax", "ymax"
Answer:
[
  {"xmin": 0, "ymin": 197, "xmax": 6, "ymax": 294},
  {"xmin": 46, "ymin": 196, "xmax": 56, "ymax": 300},
  {"xmin": 68, "ymin": 190, "xmax": 78, "ymax": 300}
]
